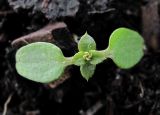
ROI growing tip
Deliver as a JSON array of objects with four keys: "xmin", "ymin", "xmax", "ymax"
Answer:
[{"xmin": 85, "ymin": 31, "xmax": 88, "ymax": 35}]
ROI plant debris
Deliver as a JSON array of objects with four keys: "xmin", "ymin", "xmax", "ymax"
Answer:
[{"xmin": 8, "ymin": 0, "xmax": 80, "ymax": 20}]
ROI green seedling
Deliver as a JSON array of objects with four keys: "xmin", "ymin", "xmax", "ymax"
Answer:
[{"xmin": 15, "ymin": 27, "xmax": 144, "ymax": 83}]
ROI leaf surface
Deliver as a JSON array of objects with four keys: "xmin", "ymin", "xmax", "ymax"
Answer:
[
  {"xmin": 16, "ymin": 42, "xmax": 66, "ymax": 83},
  {"xmin": 108, "ymin": 28, "xmax": 144, "ymax": 68},
  {"xmin": 80, "ymin": 63, "xmax": 96, "ymax": 80},
  {"xmin": 73, "ymin": 52, "xmax": 85, "ymax": 66},
  {"xmin": 78, "ymin": 32, "xmax": 96, "ymax": 51}
]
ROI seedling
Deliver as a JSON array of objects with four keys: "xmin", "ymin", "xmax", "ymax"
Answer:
[{"xmin": 15, "ymin": 27, "xmax": 144, "ymax": 83}]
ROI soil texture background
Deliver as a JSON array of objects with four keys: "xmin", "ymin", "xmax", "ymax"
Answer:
[{"xmin": 0, "ymin": 0, "xmax": 160, "ymax": 115}]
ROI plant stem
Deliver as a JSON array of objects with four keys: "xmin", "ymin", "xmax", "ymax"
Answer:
[
  {"xmin": 103, "ymin": 48, "xmax": 113, "ymax": 59},
  {"xmin": 65, "ymin": 57, "xmax": 74, "ymax": 66}
]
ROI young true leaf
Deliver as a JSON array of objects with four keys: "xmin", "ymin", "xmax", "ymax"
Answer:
[
  {"xmin": 80, "ymin": 63, "xmax": 96, "ymax": 81},
  {"xmin": 16, "ymin": 42, "xmax": 67, "ymax": 83},
  {"xmin": 90, "ymin": 50, "xmax": 106, "ymax": 65},
  {"xmin": 73, "ymin": 52, "xmax": 86, "ymax": 66},
  {"xmin": 107, "ymin": 28, "xmax": 144, "ymax": 68},
  {"xmin": 78, "ymin": 32, "xmax": 96, "ymax": 51}
]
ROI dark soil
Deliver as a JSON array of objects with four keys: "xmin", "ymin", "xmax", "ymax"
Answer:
[{"xmin": 0, "ymin": 0, "xmax": 160, "ymax": 115}]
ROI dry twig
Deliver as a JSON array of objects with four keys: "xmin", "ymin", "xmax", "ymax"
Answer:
[
  {"xmin": 2, "ymin": 94, "xmax": 13, "ymax": 115},
  {"xmin": 11, "ymin": 22, "xmax": 67, "ymax": 48},
  {"xmin": 142, "ymin": 0, "xmax": 160, "ymax": 50},
  {"xmin": 80, "ymin": 100, "xmax": 104, "ymax": 115}
]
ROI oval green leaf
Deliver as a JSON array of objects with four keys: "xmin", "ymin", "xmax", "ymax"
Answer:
[
  {"xmin": 80, "ymin": 63, "xmax": 96, "ymax": 81},
  {"xmin": 78, "ymin": 32, "xmax": 96, "ymax": 51},
  {"xmin": 16, "ymin": 42, "xmax": 67, "ymax": 83},
  {"xmin": 108, "ymin": 27, "xmax": 144, "ymax": 68}
]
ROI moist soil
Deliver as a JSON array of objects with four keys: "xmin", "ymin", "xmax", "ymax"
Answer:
[{"xmin": 0, "ymin": 0, "xmax": 160, "ymax": 115}]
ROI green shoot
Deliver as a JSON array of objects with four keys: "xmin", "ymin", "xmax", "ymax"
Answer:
[{"xmin": 15, "ymin": 27, "xmax": 144, "ymax": 82}]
